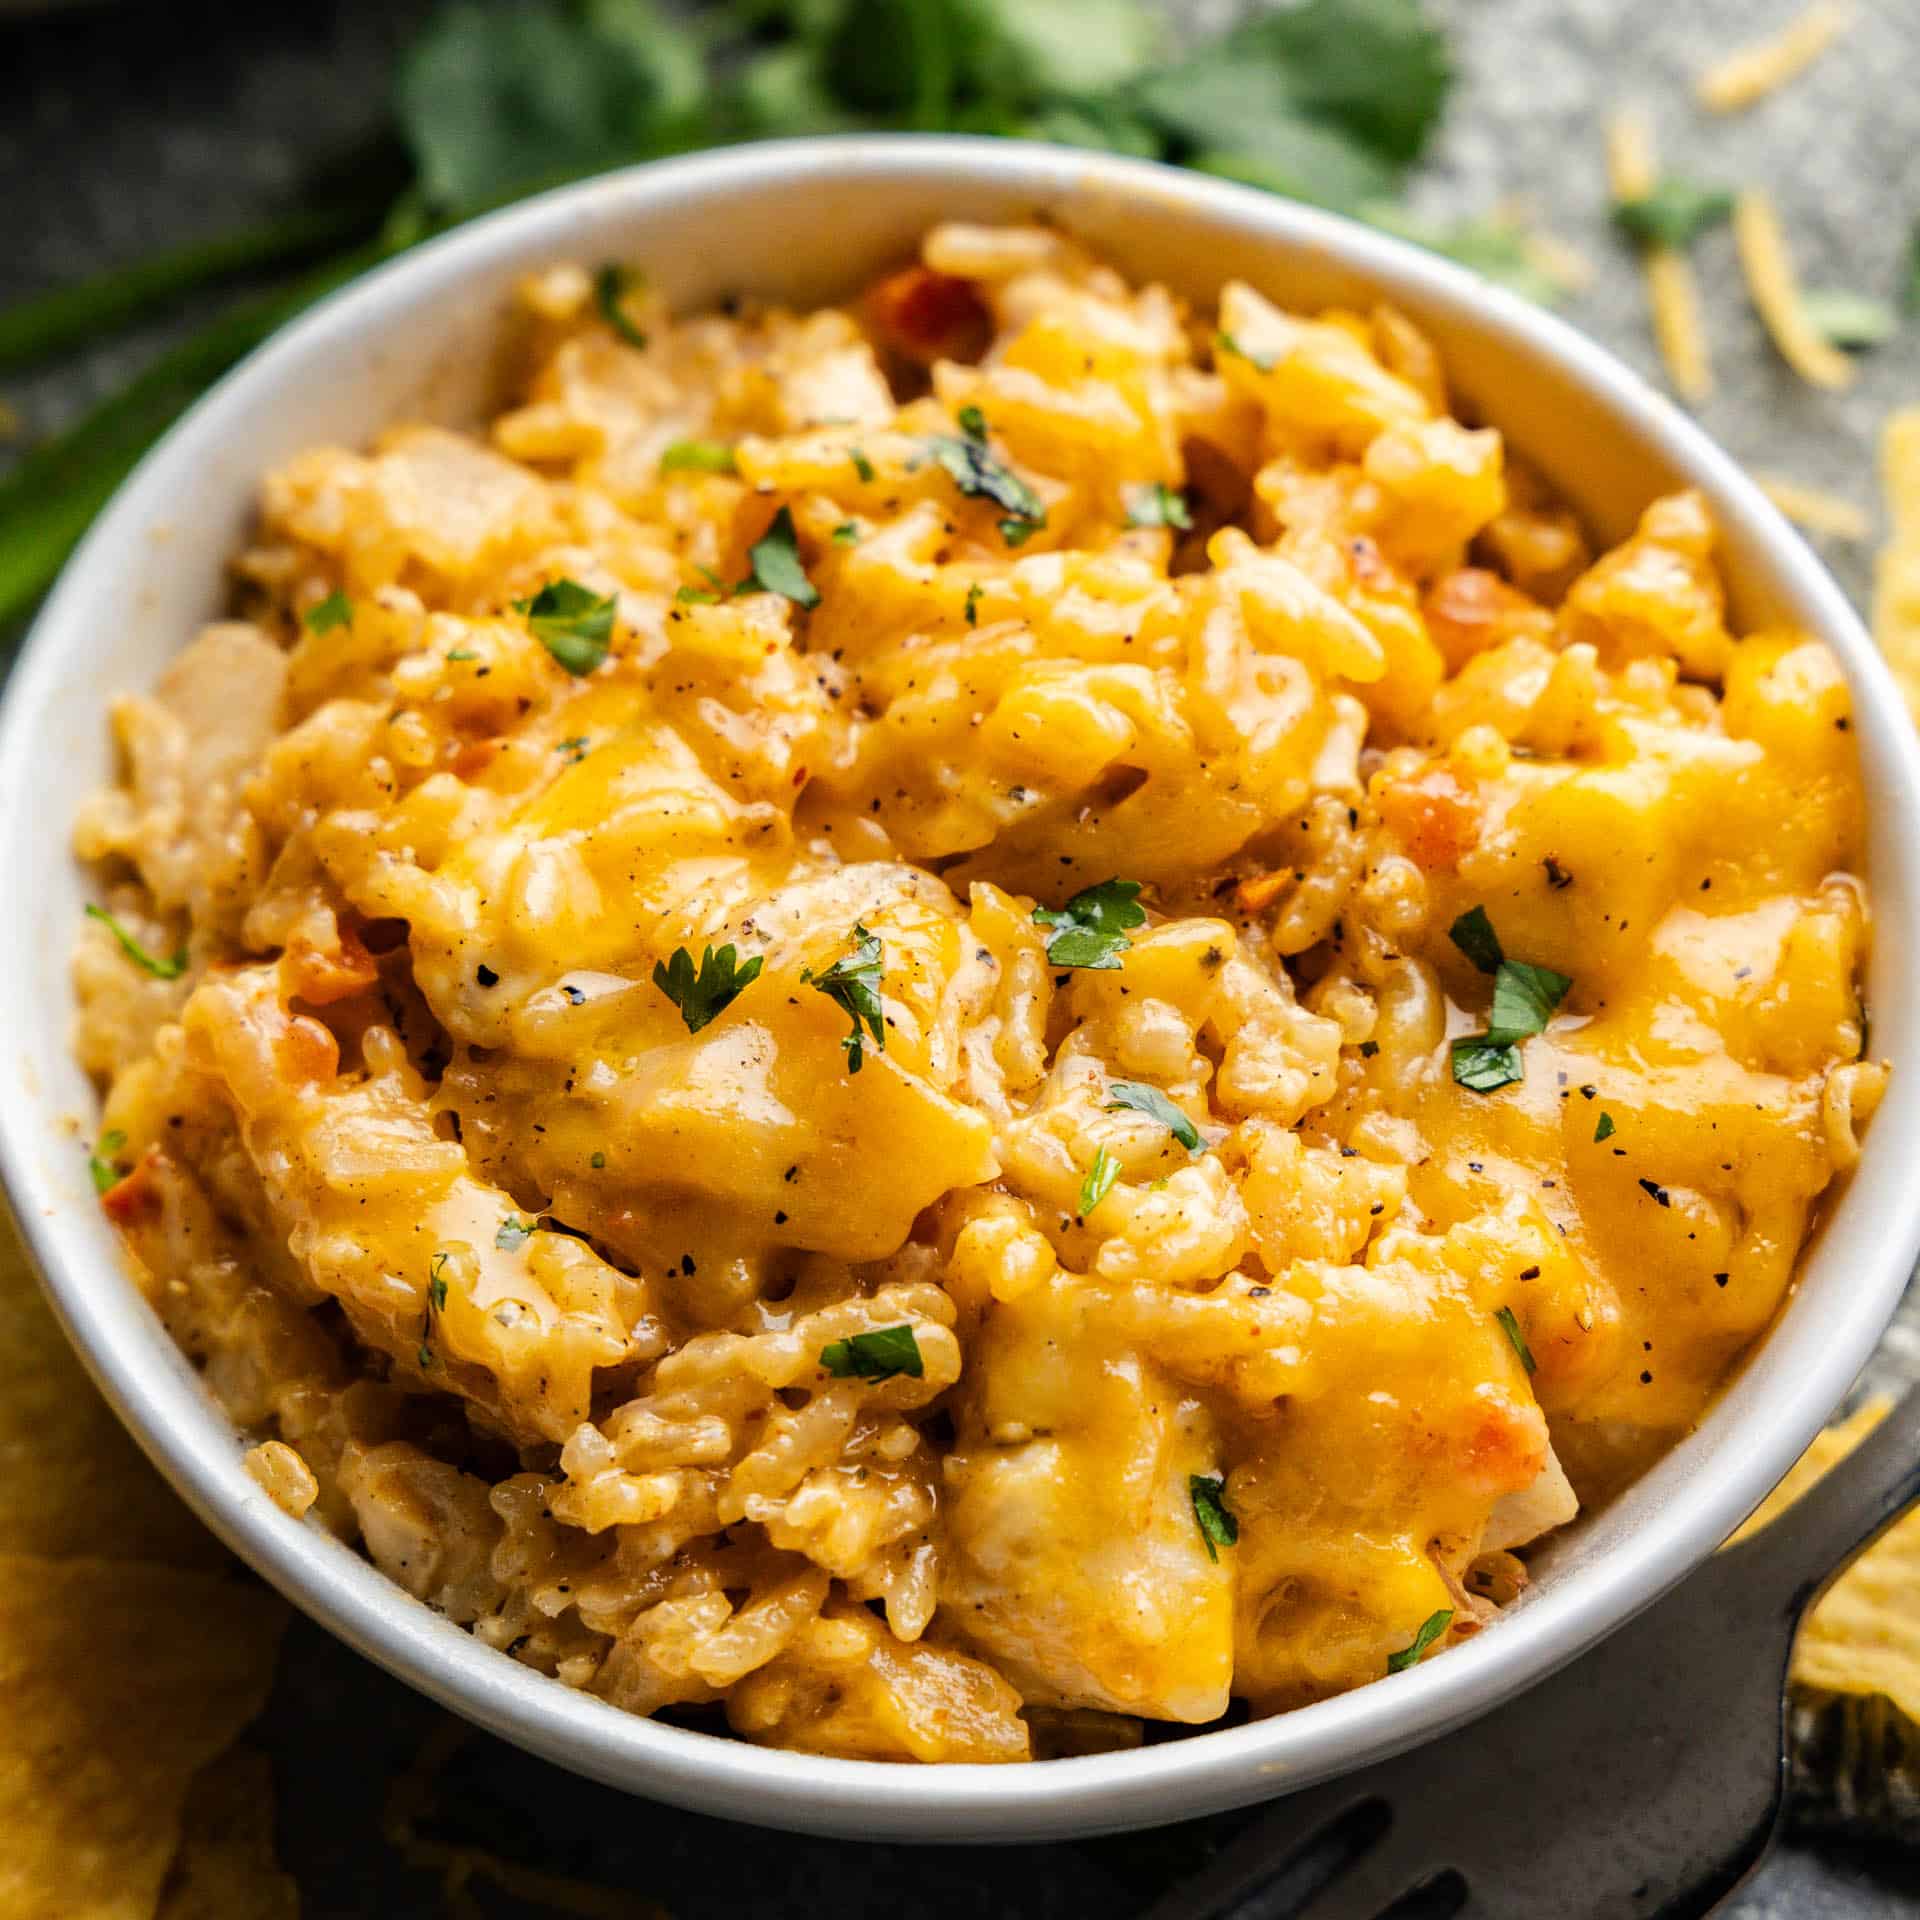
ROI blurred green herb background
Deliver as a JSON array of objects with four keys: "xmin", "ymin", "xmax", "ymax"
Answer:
[{"xmin": 0, "ymin": 0, "xmax": 1566, "ymax": 632}]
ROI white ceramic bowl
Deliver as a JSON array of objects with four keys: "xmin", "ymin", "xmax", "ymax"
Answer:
[{"xmin": 4, "ymin": 137, "xmax": 1919, "ymax": 1843}]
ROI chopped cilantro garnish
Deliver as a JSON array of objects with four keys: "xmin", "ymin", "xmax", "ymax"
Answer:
[
  {"xmin": 1189, "ymin": 1474, "xmax": 1238, "ymax": 1562},
  {"xmin": 820, "ymin": 1323, "xmax": 923, "ymax": 1382},
  {"xmin": 1106, "ymin": 1080, "xmax": 1202, "ymax": 1152},
  {"xmin": 514, "ymin": 578, "xmax": 615, "ymax": 675},
  {"xmin": 1594, "ymin": 1112, "xmax": 1616, "ymax": 1143},
  {"xmin": 742, "ymin": 506, "xmax": 819, "ymax": 609},
  {"xmin": 1448, "ymin": 905, "xmax": 1504, "ymax": 974},
  {"xmin": 956, "ymin": 403, "xmax": 989, "ymax": 441},
  {"xmin": 659, "ymin": 437, "xmax": 737, "ymax": 474},
  {"xmin": 675, "ymin": 584, "xmax": 721, "ymax": 605},
  {"xmin": 1448, "ymin": 908, "xmax": 1569, "ymax": 1089},
  {"xmin": 590, "ymin": 1151, "xmax": 606, "ymax": 1169},
  {"xmin": 88, "ymin": 1129, "xmax": 128, "ymax": 1195},
  {"xmin": 831, "ymin": 521, "xmax": 860, "ymax": 545},
  {"xmin": 1214, "ymin": 329, "xmax": 1276, "ymax": 373},
  {"xmin": 303, "ymin": 589, "xmax": 353, "ymax": 635},
  {"xmin": 803, "ymin": 924, "xmax": 886, "ymax": 1073},
  {"xmin": 1487, "ymin": 960, "xmax": 1571, "ymax": 1043},
  {"xmin": 1079, "ymin": 1146, "xmax": 1121, "ymax": 1218},
  {"xmin": 1033, "ymin": 877, "xmax": 1146, "ymax": 970},
  {"xmin": 964, "ymin": 582, "xmax": 982, "ymax": 626},
  {"xmin": 1801, "ymin": 289, "xmax": 1898, "ymax": 351},
  {"xmin": 1451, "ymin": 1036, "xmax": 1522, "ymax": 1093},
  {"xmin": 427, "ymin": 1271, "xmax": 449, "ymax": 1314},
  {"xmin": 495, "ymin": 1217, "xmax": 535, "ymax": 1251},
  {"xmin": 652, "ymin": 941, "xmax": 764, "ymax": 1033},
  {"xmin": 594, "ymin": 262, "xmax": 648, "ymax": 348},
  {"xmin": 926, "ymin": 422, "xmax": 1046, "ymax": 542},
  {"xmin": 850, "ymin": 448, "xmax": 875, "ymax": 484},
  {"xmin": 1387, "ymin": 1607, "xmax": 1453, "ymax": 1673},
  {"xmin": 85, "ymin": 904, "xmax": 186, "ymax": 980},
  {"xmin": 1611, "ymin": 179, "xmax": 1734, "ymax": 251},
  {"xmin": 1124, "ymin": 483, "xmax": 1193, "ymax": 530},
  {"xmin": 1494, "ymin": 1305, "xmax": 1536, "ymax": 1374},
  {"xmin": 446, "ymin": 647, "xmax": 478, "ymax": 662}
]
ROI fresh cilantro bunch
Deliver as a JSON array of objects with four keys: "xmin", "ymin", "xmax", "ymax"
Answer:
[{"xmin": 0, "ymin": 0, "xmax": 1504, "ymax": 633}]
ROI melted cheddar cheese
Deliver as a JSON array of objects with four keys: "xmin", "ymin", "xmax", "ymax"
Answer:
[{"xmin": 72, "ymin": 224, "xmax": 1881, "ymax": 1760}]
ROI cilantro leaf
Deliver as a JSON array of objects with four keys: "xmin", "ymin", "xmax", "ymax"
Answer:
[
  {"xmin": 303, "ymin": 589, "xmax": 353, "ymax": 635},
  {"xmin": 1079, "ymin": 1146, "xmax": 1121, "ymax": 1218},
  {"xmin": 515, "ymin": 578, "xmax": 616, "ymax": 675},
  {"xmin": 1215, "ymin": 330, "xmax": 1276, "ymax": 373},
  {"xmin": 1451, "ymin": 1037, "xmax": 1522, "ymax": 1093},
  {"xmin": 652, "ymin": 942, "xmax": 764, "ymax": 1033},
  {"xmin": 1133, "ymin": 0, "xmax": 1449, "ymax": 202},
  {"xmin": 397, "ymin": 0, "xmax": 710, "ymax": 218},
  {"xmin": 1801, "ymin": 289, "xmax": 1898, "ymax": 351},
  {"xmin": 804, "ymin": 924, "xmax": 886, "ymax": 1073},
  {"xmin": 742, "ymin": 505, "xmax": 820, "ymax": 608},
  {"xmin": 849, "ymin": 447, "xmax": 875, "ymax": 483},
  {"xmin": 1195, "ymin": 132, "xmax": 1402, "ymax": 220},
  {"xmin": 820, "ymin": 1323, "xmax": 923, "ymax": 1382},
  {"xmin": 1487, "ymin": 960, "xmax": 1571, "ymax": 1043},
  {"xmin": 659, "ymin": 437, "xmax": 736, "ymax": 473},
  {"xmin": 1594, "ymin": 1112, "xmax": 1616, "ymax": 1143},
  {"xmin": 85, "ymin": 904, "xmax": 186, "ymax": 980},
  {"xmin": 1124, "ymin": 483, "xmax": 1193, "ymax": 531},
  {"xmin": 1386, "ymin": 1607, "xmax": 1452, "ymax": 1673},
  {"xmin": 926, "ymin": 424, "xmax": 1046, "ymax": 541},
  {"xmin": 1189, "ymin": 1473, "xmax": 1238, "ymax": 1562},
  {"xmin": 1032, "ymin": 877, "xmax": 1146, "ymax": 970},
  {"xmin": 1494, "ymin": 1305, "xmax": 1536, "ymax": 1375},
  {"xmin": 1106, "ymin": 1081, "xmax": 1203, "ymax": 1152},
  {"xmin": 495, "ymin": 1216, "xmax": 535, "ymax": 1251},
  {"xmin": 88, "ymin": 1129, "xmax": 128, "ymax": 1196},
  {"xmin": 1448, "ymin": 905, "xmax": 1504, "ymax": 974},
  {"xmin": 831, "ymin": 521, "xmax": 860, "ymax": 545},
  {"xmin": 1612, "ymin": 179, "xmax": 1734, "ymax": 251},
  {"xmin": 595, "ymin": 263, "xmax": 648, "ymax": 348}
]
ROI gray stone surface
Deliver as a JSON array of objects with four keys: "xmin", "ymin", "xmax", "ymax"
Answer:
[{"xmin": 4, "ymin": 1, "xmax": 1918, "ymax": 1913}]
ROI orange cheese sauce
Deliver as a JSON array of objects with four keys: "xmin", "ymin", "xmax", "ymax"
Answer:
[{"xmin": 71, "ymin": 225, "xmax": 1880, "ymax": 1759}]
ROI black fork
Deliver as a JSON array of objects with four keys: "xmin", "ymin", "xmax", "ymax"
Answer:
[{"xmin": 1147, "ymin": 1390, "xmax": 1920, "ymax": 1920}]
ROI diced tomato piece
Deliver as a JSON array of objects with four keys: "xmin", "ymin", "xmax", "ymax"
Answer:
[
  {"xmin": 100, "ymin": 1153, "xmax": 160, "ymax": 1225},
  {"xmin": 1423, "ymin": 567, "xmax": 1540, "ymax": 673},
  {"xmin": 287, "ymin": 922, "xmax": 380, "ymax": 1006},
  {"xmin": 866, "ymin": 265, "xmax": 992, "ymax": 366},
  {"xmin": 1374, "ymin": 765, "xmax": 1483, "ymax": 871}
]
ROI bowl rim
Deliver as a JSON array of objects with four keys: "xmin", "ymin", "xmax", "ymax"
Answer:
[{"xmin": 5, "ymin": 133, "xmax": 1920, "ymax": 1843}]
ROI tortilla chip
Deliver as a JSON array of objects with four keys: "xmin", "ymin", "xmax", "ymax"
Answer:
[
  {"xmin": 0, "ymin": 1203, "xmax": 220, "ymax": 1568},
  {"xmin": 0, "ymin": 1554, "xmax": 285, "ymax": 1920},
  {"xmin": 1729, "ymin": 1397, "xmax": 1920, "ymax": 1725},
  {"xmin": 155, "ymin": 1745, "xmax": 298, "ymax": 1920}
]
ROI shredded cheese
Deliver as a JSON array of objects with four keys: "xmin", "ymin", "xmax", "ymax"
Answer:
[
  {"xmin": 1697, "ymin": 2, "xmax": 1851, "ymax": 114},
  {"xmin": 1734, "ymin": 188, "xmax": 1857, "ymax": 391},
  {"xmin": 1873, "ymin": 409, "xmax": 1920, "ymax": 727},
  {"xmin": 1757, "ymin": 475, "xmax": 1871, "ymax": 543},
  {"xmin": 1606, "ymin": 109, "xmax": 1713, "ymax": 403}
]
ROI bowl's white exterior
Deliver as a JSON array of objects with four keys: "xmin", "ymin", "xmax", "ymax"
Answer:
[{"xmin": 3, "ymin": 138, "xmax": 1918, "ymax": 1844}]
